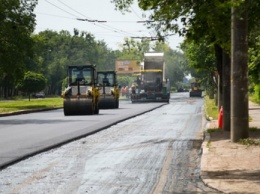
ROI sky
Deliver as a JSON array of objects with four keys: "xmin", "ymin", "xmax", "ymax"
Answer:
[{"xmin": 33, "ymin": 0, "xmax": 184, "ymax": 51}]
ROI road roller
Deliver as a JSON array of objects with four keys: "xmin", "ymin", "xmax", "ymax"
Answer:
[
  {"xmin": 97, "ymin": 71, "xmax": 119, "ymax": 109},
  {"xmin": 189, "ymin": 81, "xmax": 203, "ymax": 97},
  {"xmin": 61, "ymin": 65, "xmax": 100, "ymax": 115}
]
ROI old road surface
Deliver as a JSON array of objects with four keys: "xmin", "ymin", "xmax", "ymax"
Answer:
[{"xmin": 0, "ymin": 93, "xmax": 220, "ymax": 194}]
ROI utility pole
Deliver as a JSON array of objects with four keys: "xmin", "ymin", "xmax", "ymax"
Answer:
[{"xmin": 231, "ymin": 0, "xmax": 249, "ymax": 142}]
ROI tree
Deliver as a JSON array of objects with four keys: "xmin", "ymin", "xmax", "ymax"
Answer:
[
  {"xmin": 231, "ymin": 1, "xmax": 249, "ymax": 141},
  {"xmin": 112, "ymin": 0, "xmax": 260, "ymax": 142},
  {"xmin": 112, "ymin": 1, "xmax": 231, "ymax": 106},
  {"xmin": 0, "ymin": 0, "xmax": 37, "ymax": 97},
  {"xmin": 181, "ymin": 39, "xmax": 217, "ymax": 98},
  {"xmin": 248, "ymin": 25, "xmax": 260, "ymax": 103},
  {"xmin": 118, "ymin": 38, "xmax": 151, "ymax": 62},
  {"xmin": 31, "ymin": 29, "xmax": 121, "ymax": 95},
  {"xmin": 17, "ymin": 71, "xmax": 46, "ymax": 101}
]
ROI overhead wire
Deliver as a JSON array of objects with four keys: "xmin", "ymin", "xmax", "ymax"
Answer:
[
  {"xmin": 42, "ymin": 0, "xmax": 173, "ymax": 42},
  {"xmin": 44, "ymin": 0, "xmax": 78, "ymax": 18},
  {"xmin": 130, "ymin": 5, "xmax": 143, "ymax": 20},
  {"xmin": 36, "ymin": 12, "xmax": 75, "ymax": 20},
  {"xmin": 129, "ymin": 4, "xmax": 158, "ymax": 40},
  {"xmin": 47, "ymin": 0, "xmax": 142, "ymax": 37},
  {"xmin": 36, "ymin": 12, "xmax": 144, "ymax": 23}
]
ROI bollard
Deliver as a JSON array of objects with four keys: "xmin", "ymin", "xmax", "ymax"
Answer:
[{"xmin": 218, "ymin": 106, "xmax": 223, "ymax": 128}]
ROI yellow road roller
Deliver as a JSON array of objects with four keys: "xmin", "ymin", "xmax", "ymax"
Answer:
[
  {"xmin": 189, "ymin": 82, "xmax": 203, "ymax": 97},
  {"xmin": 97, "ymin": 71, "xmax": 119, "ymax": 109},
  {"xmin": 61, "ymin": 65, "xmax": 100, "ymax": 115}
]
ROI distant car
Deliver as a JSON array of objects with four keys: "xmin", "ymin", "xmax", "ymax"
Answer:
[
  {"xmin": 33, "ymin": 92, "xmax": 45, "ymax": 98},
  {"xmin": 177, "ymin": 87, "xmax": 188, "ymax": 92},
  {"xmin": 177, "ymin": 87, "xmax": 184, "ymax": 92}
]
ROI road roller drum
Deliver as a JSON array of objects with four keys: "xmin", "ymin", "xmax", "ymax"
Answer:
[{"xmin": 63, "ymin": 97, "xmax": 94, "ymax": 115}]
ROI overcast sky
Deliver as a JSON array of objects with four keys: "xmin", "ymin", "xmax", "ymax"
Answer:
[{"xmin": 34, "ymin": 0, "xmax": 184, "ymax": 50}]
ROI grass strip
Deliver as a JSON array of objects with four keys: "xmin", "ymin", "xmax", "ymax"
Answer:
[
  {"xmin": 239, "ymin": 138, "xmax": 260, "ymax": 146},
  {"xmin": 0, "ymin": 98, "xmax": 63, "ymax": 113},
  {"xmin": 204, "ymin": 95, "xmax": 219, "ymax": 120}
]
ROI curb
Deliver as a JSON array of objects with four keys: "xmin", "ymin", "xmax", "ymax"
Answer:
[
  {"xmin": 200, "ymin": 114, "xmax": 225, "ymax": 193},
  {"xmin": 0, "ymin": 108, "xmax": 61, "ymax": 117}
]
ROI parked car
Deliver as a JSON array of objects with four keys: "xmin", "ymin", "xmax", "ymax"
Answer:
[{"xmin": 33, "ymin": 92, "xmax": 45, "ymax": 98}]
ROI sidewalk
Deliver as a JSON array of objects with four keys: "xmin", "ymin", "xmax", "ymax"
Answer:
[{"xmin": 201, "ymin": 101, "xmax": 260, "ymax": 193}]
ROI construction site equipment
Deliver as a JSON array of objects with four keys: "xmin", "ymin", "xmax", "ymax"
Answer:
[
  {"xmin": 189, "ymin": 82, "xmax": 203, "ymax": 97},
  {"xmin": 61, "ymin": 65, "xmax": 99, "ymax": 115},
  {"xmin": 97, "ymin": 71, "xmax": 119, "ymax": 109},
  {"xmin": 131, "ymin": 52, "xmax": 170, "ymax": 103}
]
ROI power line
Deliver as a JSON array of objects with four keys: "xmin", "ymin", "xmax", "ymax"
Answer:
[
  {"xmin": 57, "ymin": 0, "xmax": 92, "ymax": 20},
  {"xmin": 44, "ymin": 0, "xmax": 78, "ymax": 18},
  {"xmin": 36, "ymin": 12, "xmax": 147, "ymax": 23},
  {"xmin": 130, "ymin": 6, "xmax": 143, "ymax": 20},
  {"xmin": 41, "ymin": 0, "xmax": 168, "ymax": 42},
  {"xmin": 131, "ymin": 34, "xmax": 176, "ymax": 41},
  {"xmin": 45, "ymin": 0, "xmax": 141, "ymax": 37},
  {"xmin": 36, "ymin": 12, "xmax": 75, "ymax": 20}
]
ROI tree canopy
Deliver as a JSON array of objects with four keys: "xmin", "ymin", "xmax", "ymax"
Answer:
[
  {"xmin": 0, "ymin": 0, "xmax": 37, "ymax": 82},
  {"xmin": 17, "ymin": 71, "xmax": 46, "ymax": 100}
]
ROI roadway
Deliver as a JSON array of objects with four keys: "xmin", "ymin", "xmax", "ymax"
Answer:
[
  {"xmin": 0, "ymin": 92, "xmax": 221, "ymax": 193},
  {"xmin": 0, "ymin": 99, "xmax": 165, "ymax": 169}
]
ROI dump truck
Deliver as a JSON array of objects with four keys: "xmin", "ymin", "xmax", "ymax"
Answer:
[
  {"xmin": 131, "ymin": 52, "xmax": 170, "ymax": 103},
  {"xmin": 61, "ymin": 65, "xmax": 100, "ymax": 115},
  {"xmin": 189, "ymin": 81, "xmax": 203, "ymax": 97},
  {"xmin": 97, "ymin": 71, "xmax": 119, "ymax": 109}
]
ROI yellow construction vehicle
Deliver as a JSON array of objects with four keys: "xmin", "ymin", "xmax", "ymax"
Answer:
[
  {"xmin": 131, "ymin": 53, "xmax": 170, "ymax": 103},
  {"xmin": 97, "ymin": 71, "xmax": 119, "ymax": 109},
  {"xmin": 189, "ymin": 81, "xmax": 203, "ymax": 97},
  {"xmin": 61, "ymin": 65, "xmax": 99, "ymax": 115}
]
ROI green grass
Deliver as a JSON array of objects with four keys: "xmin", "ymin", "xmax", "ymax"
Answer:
[
  {"xmin": 238, "ymin": 127, "xmax": 260, "ymax": 146},
  {"xmin": 249, "ymin": 93, "xmax": 260, "ymax": 104},
  {"xmin": 206, "ymin": 128, "xmax": 221, "ymax": 133},
  {"xmin": 206, "ymin": 140, "xmax": 211, "ymax": 148},
  {"xmin": 249, "ymin": 127, "xmax": 260, "ymax": 132},
  {"xmin": 0, "ymin": 98, "xmax": 63, "ymax": 113},
  {"xmin": 239, "ymin": 138, "xmax": 260, "ymax": 146},
  {"xmin": 204, "ymin": 95, "xmax": 219, "ymax": 120},
  {"xmin": 204, "ymin": 95, "xmax": 254, "ymax": 121}
]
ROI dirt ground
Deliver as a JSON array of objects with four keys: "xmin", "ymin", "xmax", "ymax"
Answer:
[{"xmin": 201, "ymin": 121, "xmax": 260, "ymax": 194}]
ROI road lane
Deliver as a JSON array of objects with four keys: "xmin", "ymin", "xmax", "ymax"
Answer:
[
  {"xmin": 0, "ymin": 100, "xmax": 165, "ymax": 169},
  {"xmin": 0, "ymin": 93, "xmax": 220, "ymax": 193}
]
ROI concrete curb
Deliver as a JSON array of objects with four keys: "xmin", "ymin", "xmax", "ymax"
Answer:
[
  {"xmin": 0, "ymin": 108, "xmax": 61, "ymax": 117},
  {"xmin": 200, "ymin": 121, "xmax": 224, "ymax": 193}
]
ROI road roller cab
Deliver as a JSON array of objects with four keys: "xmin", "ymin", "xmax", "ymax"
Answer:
[
  {"xmin": 97, "ymin": 71, "xmax": 119, "ymax": 109},
  {"xmin": 61, "ymin": 65, "xmax": 100, "ymax": 115}
]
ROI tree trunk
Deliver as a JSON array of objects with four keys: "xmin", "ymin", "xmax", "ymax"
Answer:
[
  {"xmin": 231, "ymin": 1, "xmax": 249, "ymax": 142},
  {"xmin": 214, "ymin": 44, "xmax": 223, "ymax": 110},
  {"xmin": 222, "ymin": 51, "xmax": 231, "ymax": 131}
]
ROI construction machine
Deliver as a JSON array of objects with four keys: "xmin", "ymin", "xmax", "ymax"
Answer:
[
  {"xmin": 131, "ymin": 52, "xmax": 170, "ymax": 103},
  {"xmin": 61, "ymin": 65, "xmax": 100, "ymax": 115},
  {"xmin": 189, "ymin": 81, "xmax": 203, "ymax": 97},
  {"xmin": 97, "ymin": 71, "xmax": 119, "ymax": 109}
]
